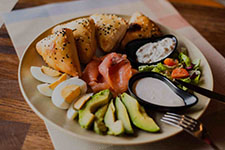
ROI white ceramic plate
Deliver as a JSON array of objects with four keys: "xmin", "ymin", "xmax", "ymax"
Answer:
[{"xmin": 18, "ymin": 15, "xmax": 213, "ymax": 145}]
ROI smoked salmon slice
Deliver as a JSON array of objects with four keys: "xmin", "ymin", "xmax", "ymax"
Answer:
[
  {"xmin": 82, "ymin": 52, "xmax": 133, "ymax": 96},
  {"xmin": 82, "ymin": 58, "xmax": 110, "ymax": 93},
  {"xmin": 98, "ymin": 53, "xmax": 132, "ymax": 94}
]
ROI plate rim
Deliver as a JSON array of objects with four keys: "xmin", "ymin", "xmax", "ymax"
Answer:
[{"xmin": 18, "ymin": 14, "xmax": 214, "ymax": 145}]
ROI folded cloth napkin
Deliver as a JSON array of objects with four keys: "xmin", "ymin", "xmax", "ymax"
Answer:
[
  {"xmin": 2, "ymin": 0, "xmax": 225, "ymax": 149},
  {"xmin": 0, "ymin": 0, "xmax": 17, "ymax": 27}
]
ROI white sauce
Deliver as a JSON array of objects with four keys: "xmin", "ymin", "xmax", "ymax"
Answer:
[
  {"xmin": 136, "ymin": 38, "xmax": 176, "ymax": 63},
  {"xmin": 134, "ymin": 77, "xmax": 185, "ymax": 106}
]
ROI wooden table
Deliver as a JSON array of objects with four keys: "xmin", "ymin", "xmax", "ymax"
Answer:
[{"xmin": 0, "ymin": 0, "xmax": 224, "ymax": 150}]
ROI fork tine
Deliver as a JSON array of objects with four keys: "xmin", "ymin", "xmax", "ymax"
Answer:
[
  {"xmin": 162, "ymin": 112, "xmax": 198, "ymax": 131},
  {"xmin": 161, "ymin": 116, "xmax": 190, "ymax": 129},
  {"xmin": 164, "ymin": 114, "xmax": 196, "ymax": 128},
  {"xmin": 166, "ymin": 112, "xmax": 195, "ymax": 122},
  {"xmin": 160, "ymin": 118, "xmax": 182, "ymax": 129},
  {"xmin": 166, "ymin": 112, "xmax": 198, "ymax": 125}
]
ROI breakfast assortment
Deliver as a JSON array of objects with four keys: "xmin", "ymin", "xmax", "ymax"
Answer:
[{"xmin": 30, "ymin": 12, "xmax": 202, "ymax": 136}]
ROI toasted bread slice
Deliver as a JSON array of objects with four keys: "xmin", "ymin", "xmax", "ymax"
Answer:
[
  {"xmin": 121, "ymin": 12, "xmax": 162, "ymax": 49},
  {"xmin": 53, "ymin": 18, "xmax": 97, "ymax": 64},
  {"xmin": 90, "ymin": 14, "xmax": 128, "ymax": 52},
  {"xmin": 36, "ymin": 28, "xmax": 81, "ymax": 76}
]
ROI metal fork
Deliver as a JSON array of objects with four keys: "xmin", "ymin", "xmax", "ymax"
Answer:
[{"xmin": 161, "ymin": 112, "xmax": 219, "ymax": 150}]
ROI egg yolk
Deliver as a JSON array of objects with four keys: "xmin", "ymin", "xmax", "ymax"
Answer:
[{"xmin": 61, "ymin": 84, "xmax": 81, "ymax": 104}]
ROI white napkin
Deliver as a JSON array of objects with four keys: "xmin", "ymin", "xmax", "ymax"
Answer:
[{"xmin": 0, "ymin": 0, "xmax": 17, "ymax": 27}]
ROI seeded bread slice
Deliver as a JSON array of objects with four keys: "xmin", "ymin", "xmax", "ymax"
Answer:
[
  {"xmin": 121, "ymin": 12, "xmax": 162, "ymax": 49},
  {"xmin": 53, "ymin": 18, "xmax": 97, "ymax": 64},
  {"xmin": 36, "ymin": 28, "xmax": 81, "ymax": 77},
  {"xmin": 90, "ymin": 14, "xmax": 128, "ymax": 52}
]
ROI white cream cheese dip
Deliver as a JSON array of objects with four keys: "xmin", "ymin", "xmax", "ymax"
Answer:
[
  {"xmin": 136, "ymin": 38, "xmax": 176, "ymax": 64},
  {"xmin": 133, "ymin": 77, "xmax": 185, "ymax": 107}
]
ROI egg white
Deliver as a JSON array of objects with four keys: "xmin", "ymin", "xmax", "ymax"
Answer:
[
  {"xmin": 30, "ymin": 66, "xmax": 60, "ymax": 83},
  {"xmin": 67, "ymin": 99, "xmax": 79, "ymax": 120},
  {"xmin": 51, "ymin": 77, "xmax": 87, "ymax": 109},
  {"xmin": 37, "ymin": 83, "xmax": 53, "ymax": 97}
]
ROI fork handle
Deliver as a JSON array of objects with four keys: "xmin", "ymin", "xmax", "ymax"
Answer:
[{"xmin": 202, "ymin": 131, "xmax": 219, "ymax": 150}]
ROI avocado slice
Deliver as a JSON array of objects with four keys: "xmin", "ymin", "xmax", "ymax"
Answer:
[
  {"xmin": 115, "ymin": 97, "xmax": 133, "ymax": 134},
  {"xmin": 94, "ymin": 104, "xmax": 108, "ymax": 134},
  {"xmin": 104, "ymin": 100, "xmax": 124, "ymax": 135},
  {"xmin": 79, "ymin": 89, "xmax": 111, "ymax": 129},
  {"xmin": 121, "ymin": 93, "xmax": 160, "ymax": 132}
]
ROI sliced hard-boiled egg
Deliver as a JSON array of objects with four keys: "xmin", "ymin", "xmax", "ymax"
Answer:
[
  {"xmin": 74, "ymin": 93, "xmax": 93, "ymax": 110},
  {"xmin": 48, "ymin": 73, "xmax": 68, "ymax": 90},
  {"xmin": 52, "ymin": 77, "xmax": 87, "ymax": 109},
  {"xmin": 30, "ymin": 66, "xmax": 60, "ymax": 83},
  {"xmin": 67, "ymin": 99, "xmax": 79, "ymax": 120},
  {"xmin": 37, "ymin": 83, "xmax": 53, "ymax": 97},
  {"xmin": 41, "ymin": 66, "xmax": 61, "ymax": 77}
]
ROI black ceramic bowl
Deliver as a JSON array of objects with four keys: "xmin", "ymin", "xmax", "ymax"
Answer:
[
  {"xmin": 124, "ymin": 35, "xmax": 178, "ymax": 68},
  {"xmin": 128, "ymin": 72, "xmax": 198, "ymax": 111}
]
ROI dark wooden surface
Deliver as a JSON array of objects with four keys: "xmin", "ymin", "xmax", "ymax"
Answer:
[{"xmin": 0, "ymin": 0, "xmax": 224, "ymax": 150}]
